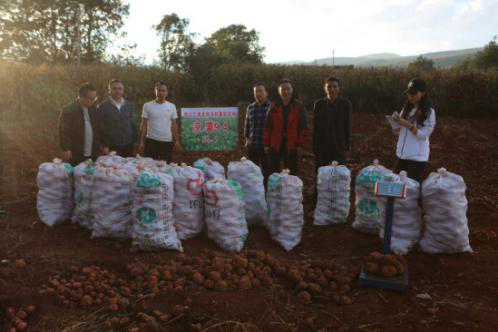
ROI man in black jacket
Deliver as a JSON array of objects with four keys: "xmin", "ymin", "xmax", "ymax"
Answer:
[
  {"xmin": 313, "ymin": 76, "xmax": 352, "ymax": 200},
  {"xmin": 98, "ymin": 79, "xmax": 137, "ymax": 157},
  {"xmin": 58, "ymin": 83, "xmax": 108, "ymax": 165}
]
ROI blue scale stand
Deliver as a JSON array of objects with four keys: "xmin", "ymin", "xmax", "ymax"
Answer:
[{"xmin": 358, "ymin": 180, "xmax": 409, "ymax": 291}]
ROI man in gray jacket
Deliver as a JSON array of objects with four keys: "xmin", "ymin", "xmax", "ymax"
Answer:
[{"xmin": 98, "ymin": 79, "xmax": 137, "ymax": 157}]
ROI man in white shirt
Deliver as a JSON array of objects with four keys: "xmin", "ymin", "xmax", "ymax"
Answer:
[{"xmin": 138, "ymin": 82, "xmax": 181, "ymax": 162}]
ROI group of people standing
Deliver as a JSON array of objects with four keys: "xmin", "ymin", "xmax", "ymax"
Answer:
[
  {"xmin": 246, "ymin": 76, "xmax": 436, "ymax": 185},
  {"xmin": 59, "ymin": 80, "xmax": 180, "ymax": 166},
  {"xmin": 59, "ymin": 75, "xmax": 436, "ymax": 194}
]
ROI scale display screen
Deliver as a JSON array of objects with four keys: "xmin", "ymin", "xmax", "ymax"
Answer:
[{"xmin": 374, "ymin": 181, "xmax": 406, "ymax": 198}]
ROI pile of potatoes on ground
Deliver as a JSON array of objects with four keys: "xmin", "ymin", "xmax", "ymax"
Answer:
[
  {"xmin": 37, "ymin": 250, "xmax": 358, "ymax": 330},
  {"xmin": 4, "ymin": 304, "xmax": 36, "ymax": 332},
  {"xmin": 364, "ymin": 251, "xmax": 406, "ymax": 278}
]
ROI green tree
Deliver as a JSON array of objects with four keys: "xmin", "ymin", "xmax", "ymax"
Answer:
[
  {"xmin": 408, "ymin": 55, "xmax": 434, "ymax": 70},
  {"xmin": 205, "ymin": 24, "xmax": 264, "ymax": 64},
  {"xmin": 457, "ymin": 37, "xmax": 498, "ymax": 70},
  {"xmin": 0, "ymin": 0, "xmax": 129, "ymax": 64},
  {"xmin": 472, "ymin": 36, "xmax": 498, "ymax": 69},
  {"xmin": 154, "ymin": 13, "xmax": 196, "ymax": 71}
]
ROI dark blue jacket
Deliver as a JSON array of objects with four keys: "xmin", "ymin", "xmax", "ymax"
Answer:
[{"xmin": 98, "ymin": 99, "xmax": 137, "ymax": 147}]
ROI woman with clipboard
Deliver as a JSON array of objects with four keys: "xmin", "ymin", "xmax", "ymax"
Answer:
[{"xmin": 391, "ymin": 78, "xmax": 436, "ymax": 183}]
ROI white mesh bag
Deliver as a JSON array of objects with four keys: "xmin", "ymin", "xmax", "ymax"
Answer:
[
  {"xmin": 171, "ymin": 164, "xmax": 205, "ymax": 240},
  {"xmin": 193, "ymin": 157, "xmax": 225, "ymax": 181},
  {"xmin": 36, "ymin": 158, "xmax": 74, "ymax": 226},
  {"xmin": 265, "ymin": 170, "xmax": 304, "ymax": 251},
  {"xmin": 379, "ymin": 171, "xmax": 422, "ymax": 255},
  {"xmin": 227, "ymin": 157, "xmax": 267, "ymax": 226},
  {"xmin": 419, "ymin": 168, "xmax": 472, "ymax": 254},
  {"xmin": 131, "ymin": 170, "xmax": 183, "ymax": 251},
  {"xmin": 313, "ymin": 161, "xmax": 351, "ymax": 225},
  {"xmin": 352, "ymin": 159, "xmax": 393, "ymax": 234},
  {"xmin": 203, "ymin": 177, "xmax": 248, "ymax": 252}
]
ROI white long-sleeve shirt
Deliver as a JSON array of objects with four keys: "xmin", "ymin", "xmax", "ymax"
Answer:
[{"xmin": 396, "ymin": 107, "xmax": 436, "ymax": 162}]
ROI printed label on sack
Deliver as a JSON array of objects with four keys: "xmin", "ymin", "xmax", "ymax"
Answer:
[
  {"xmin": 193, "ymin": 160, "xmax": 207, "ymax": 175},
  {"xmin": 84, "ymin": 164, "xmax": 97, "ymax": 176},
  {"xmin": 204, "ymin": 188, "xmax": 219, "ymax": 206},
  {"xmin": 64, "ymin": 163, "xmax": 74, "ymax": 174},
  {"xmin": 358, "ymin": 197, "xmax": 380, "ymax": 217},
  {"xmin": 189, "ymin": 199, "xmax": 204, "ymax": 209},
  {"xmin": 268, "ymin": 174, "xmax": 282, "ymax": 190},
  {"xmin": 206, "ymin": 207, "xmax": 220, "ymax": 220},
  {"xmin": 358, "ymin": 170, "xmax": 385, "ymax": 184},
  {"xmin": 137, "ymin": 172, "xmax": 161, "ymax": 188},
  {"xmin": 187, "ymin": 170, "xmax": 204, "ymax": 195},
  {"xmin": 136, "ymin": 207, "xmax": 157, "ymax": 225},
  {"xmin": 227, "ymin": 179, "xmax": 244, "ymax": 201}
]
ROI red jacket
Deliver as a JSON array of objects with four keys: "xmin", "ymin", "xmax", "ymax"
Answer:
[{"xmin": 263, "ymin": 99, "xmax": 308, "ymax": 150}]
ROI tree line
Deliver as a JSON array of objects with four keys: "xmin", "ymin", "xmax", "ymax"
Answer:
[{"xmin": 0, "ymin": 1, "xmax": 496, "ymax": 71}]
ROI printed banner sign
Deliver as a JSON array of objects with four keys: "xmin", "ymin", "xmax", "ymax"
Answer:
[{"xmin": 181, "ymin": 107, "xmax": 239, "ymax": 151}]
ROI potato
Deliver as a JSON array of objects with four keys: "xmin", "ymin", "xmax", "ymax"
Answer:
[
  {"xmin": 233, "ymin": 255, "xmax": 248, "ymax": 269},
  {"xmin": 209, "ymin": 271, "xmax": 221, "ymax": 281},
  {"xmin": 25, "ymin": 305, "xmax": 35, "ymax": 313},
  {"xmin": 192, "ymin": 272, "xmax": 205, "ymax": 284},
  {"xmin": 381, "ymin": 255, "xmax": 398, "ymax": 266},
  {"xmin": 15, "ymin": 320, "xmax": 28, "ymax": 331},
  {"xmin": 6, "ymin": 307, "xmax": 16, "ymax": 318},
  {"xmin": 120, "ymin": 317, "xmax": 131, "ymax": 326},
  {"xmin": 381, "ymin": 265, "xmax": 398, "ymax": 278},
  {"xmin": 251, "ymin": 278, "xmax": 261, "ymax": 287},
  {"xmin": 161, "ymin": 270, "xmax": 173, "ymax": 281},
  {"xmin": 297, "ymin": 291, "xmax": 311, "ymax": 303},
  {"xmin": 366, "ymin": 262, "xmax": 380, "ymax": 275},
  {"xmin": 340, "ymin": 295, "xmax": 353, "ymax": 305},
  {"xmin": 394, "ymin": 262, "xmax": 405, "ymax": 274},
  {"xmin": 317, "ymin": 277, "xmax": 328, "ymax": 287},
  {"xmin": 204, "ymin": 279, "xmax": 214, "ymax": 289},
  {"xmin": 329, "ymin": 281, "xmax": 338, "ymax": 290},
  {"xmin": 239, "ymin": 276, "xmax": 251, "ymax": 290},
  {"xmin": 15, "ymin": 259, "xmax": 26, "ymax": 268},
  {"xmin": 215, "ymin": 280, "xmax": 228, "ymax": 292},
  {"xmin": 308, "ymin": 283, "xmax": 322, "ymax": 294}
]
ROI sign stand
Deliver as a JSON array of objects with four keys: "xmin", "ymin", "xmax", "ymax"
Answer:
[{"xmin": 358, "ymin": 180, "xmax": 409, "ymax": 291}]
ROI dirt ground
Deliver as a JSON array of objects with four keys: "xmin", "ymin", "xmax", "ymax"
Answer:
[{"xmin": 0, "ymin": 113, "xmax": 497, "ymax": 332}]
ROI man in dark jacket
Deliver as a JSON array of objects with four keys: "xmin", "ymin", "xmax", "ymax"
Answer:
[
  {"xmin": 263, "ymin": 79, "xmax": 308, "ymax": 176},
  {"xmin": 98, "ymin": 79, "xmax": 137, "ymax": 157},
  {"xmin": 58, "ymin": 83, "xmax": 108, "ymax": 165},
  {"xmin": 312, "ymin": 76, "xmax": 352, "ymax": 201},
  {"xmin": 313, "ymin": 76, "xmax": 352, "ymax": 167}
]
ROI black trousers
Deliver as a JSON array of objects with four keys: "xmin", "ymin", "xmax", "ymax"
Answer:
[
  {"xmin": 268, "ymin": 147, "xmax": 298, "ymax": 176},
  {"xmin": 394, "ymin": 158, "xmax": 427, "ymax": 183},
  {"xmin": 108, "ymin": 143, "xmax": 134, "ymax": 158},
  {"xmin": 145, "ymin": 138, "xmax": 173, "ymax": 162},
  {"xmin": 247, "ymin": 145, "xmax": 269, "ymax": 184}
]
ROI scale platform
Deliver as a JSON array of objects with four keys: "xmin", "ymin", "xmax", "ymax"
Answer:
[{"xmin": 359, "ymin": 264, "xmax": 409, "ymax": 292}]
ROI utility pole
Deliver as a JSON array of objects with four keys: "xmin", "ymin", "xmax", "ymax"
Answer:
[
  {"xmin": 75, "ymin": 4, "xmax": 84, "ymax": 66},
  {"xmin": 332, "ymin": 49, "xmax": 335, "ymax": 67}
]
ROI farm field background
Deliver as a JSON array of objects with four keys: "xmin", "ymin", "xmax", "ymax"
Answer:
[{"xmin": 0, "ymin": 62, "xmax": 497, "ymax": 331}]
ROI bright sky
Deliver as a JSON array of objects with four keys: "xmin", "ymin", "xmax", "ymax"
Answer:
[{"xmin": 123, "ymin": 0, "xmax": 498, "ymax": 64}]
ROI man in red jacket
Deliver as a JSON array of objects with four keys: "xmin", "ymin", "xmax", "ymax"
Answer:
[{"xmin": 263, "ymin": 79, "xmax": 308, "ymax": 176}]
